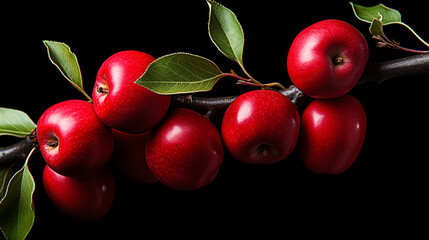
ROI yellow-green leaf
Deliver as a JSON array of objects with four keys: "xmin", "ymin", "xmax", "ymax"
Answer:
[{"xmin": 0, "ymin": 108, "xmax": 36, "ymax": 138}]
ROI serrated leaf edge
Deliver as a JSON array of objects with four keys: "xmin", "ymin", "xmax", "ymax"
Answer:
[
  {"xmin": 43, "ymin": 40, "xmax": 92, "ymax": 102},
  {"xmin": 141, "ymin": 74, "xmax": 227, "ymax": 95},
  {"xmin": 43, "ymin": 40, "xmax": 83, "ymax": 87},
  {"xmin": 207, "ymin": 0, "xmax": 245, "ymax": 64},
  {"xmin": 0, "ymin": 107, "xmax": 37, "ymax": 138},
  {"xmin": 136, "ymin": 52, "xmax": 228, "ymax": 95}
]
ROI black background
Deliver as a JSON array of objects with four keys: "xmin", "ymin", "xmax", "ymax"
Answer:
[{"xmin": 1, "ymin": 0, "xmax": 428, "ymax": 238}]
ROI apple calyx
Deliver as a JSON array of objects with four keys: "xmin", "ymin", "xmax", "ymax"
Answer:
[
  {"xmin": 47, "ymin": 138, "xmax": 59, "ymax": 148},
  {"xmin": 257, "ymin": 144, "xmax": 272, "ymax": 157},
  {"xmin": 333, "ymin": 56, "xmax": 344, "ymax": 65}
]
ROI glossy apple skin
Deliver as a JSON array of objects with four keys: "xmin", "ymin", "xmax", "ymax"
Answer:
[
  {"xmin": 111, "ymin": 129, "xmax": 157, "ymax": 184},
  {"xmin": 221, "ymin": 90, "xmax": 300, "ymax": 164},
  {"xmin": 145, "ymin": 108, "xmax": 224, "ymax": 191},
  {"xmin": 37, "ymin": 100, "xmax": 114, "ymax": 176},
  {"xmin": 43, "ymin": 164, "xmax": 116, "ymax": 222},
  {"xmin": 298, "ymin": 95, "xmax": 366, "ymax": 174},
  {"xmin": 287, "ymin": 19, "xmax": 369, "ymax": 99},
  {"xmin": 92, "ymin": 50, "xmax": 171, "ymax": 134}
]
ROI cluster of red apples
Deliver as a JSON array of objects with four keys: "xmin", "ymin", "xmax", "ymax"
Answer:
[{"xmin": 38, "ymin": 19, "xmax": 368, "ymax": 221}]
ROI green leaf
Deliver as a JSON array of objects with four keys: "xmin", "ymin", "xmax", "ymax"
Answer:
[
  {"xmin": 350, "ymin": 2, "xmax": 401, "ymax": 25},
  {"xmin": 0, "ymin": 108, "xmax": 36, "ymax": 138},
  {"xmin": 0, "ymin": 167, "xmax": 15, "ymax": 199},
  {"xmin": 135, "ymin": 53, "xmax": 227, "ymax": 95},
  {"xmin": 43, "ymin": 40, "xmax": 92, "ymax": 101},
  {"xmin": 207, "ymin": 0, "xmax": 244, "ymax": 65},
  {"xmin": 369, "ymin": 14, "xmax": 385, "ymax": 37},
  {"xmin": 350, "ymin": 2, "xmax": 429, "ymax": 49},
  {"xmin": 0, "ymin": 148, "xmax": 36, "ymax": 240}
]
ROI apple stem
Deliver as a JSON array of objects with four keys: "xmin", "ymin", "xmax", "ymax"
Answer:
[
  {"xmin": 0, "ymin": 130, "xmax": 39, "ymax": 168},
  {"xmin": 97, "ymin": 86, "xmax": 109, "ymax": 94},
  {"xmin": 236, "ymin": 80, "xmax": 265, "ymax": 88},
  {"xmin": 224, "ymin": 73, "xmax": 286, "ymax": 90},
  {"xmin": 373, "ymin": 36, "xmax": 429, "ymax": 54},
  {"xmin": 47, "ymin": 138, "xmax": 59, "ymax": 148}
]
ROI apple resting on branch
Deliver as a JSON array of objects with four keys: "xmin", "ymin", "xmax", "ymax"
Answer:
[{"xmin": 1, "ymin": 1, "xmax": 429, "ymax": 240}]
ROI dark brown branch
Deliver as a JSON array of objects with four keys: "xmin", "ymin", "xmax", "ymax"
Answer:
[
  {"xmin": 172, "ymin": 85, "xmax": 306, "ymax": 114},
  {"xmin": 357, "ymin": 53, "xmax": 429, "ymax": 86},
  {"xmin": 172, "ymin": 94, "xmax": 238, "ymax": 114},
  {"xmin": 0, "ymin": 130, "xmax": 38, "ymax": 168},
  {"xmin": 173, "ymin": 53, "xmax": 429, "ymax": 113}
]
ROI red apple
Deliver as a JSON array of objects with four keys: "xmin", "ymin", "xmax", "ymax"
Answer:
[
  {"xmin": 37, "ymin": 100, "xmax": 114, "ymax": 176},
  {"xmin": 298, "ymin": 95, "xmax": 366, "ymax": 174},
  {"xmin": 145, "ymin": 108, "xmax": 224, "ymax": 191},
  {"xmin": 221, "ymin": 90, "xmax": 300, "ymax": 164},
  {"xmin": 43, "ymin": 164, "xmax": 116, "ymax": 222},
  {"xmin": 111, "ymin": 129, "xmax": 157, "ymax": 184},
  {"xmin": 92, "ymin": 50, "xmax": 171, "ymax": 134},
  {"xmin": 287, "ymin": 19, "xmax": 369, "ymax": 99}
]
